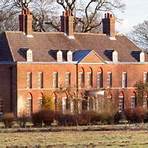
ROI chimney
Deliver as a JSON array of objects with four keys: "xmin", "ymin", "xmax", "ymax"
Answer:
[
  {"xmin": 61, "ymin": 9, "xmax": 74, "ymax": 37},
  {"xmin": 19, "ymin": 8, "xmax": 33, "ymax": 35},
  {"xmin": 102, "ymin": 13, "xmax": 115, "ymax": 37}
]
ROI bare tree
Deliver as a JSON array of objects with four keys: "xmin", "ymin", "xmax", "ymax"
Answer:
[
  {"xmin": 0, "ymin": 0, "xmax": 125, "ymax": 32},
  {"xmin": 56, "ymin": 0, "xmax": 125, "ymax": 32},
  {"xmin": 128, "ymin": 21, "xmax": 148, "ymax": 49}
]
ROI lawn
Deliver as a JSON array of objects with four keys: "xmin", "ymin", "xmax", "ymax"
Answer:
[{"xmin": 0, "ymin": 130, "xmax": 148, "ymax": 147}]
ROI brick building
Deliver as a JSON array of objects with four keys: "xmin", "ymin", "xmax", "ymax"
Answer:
[{"xmin": 0, "ymin": 8, "xmax": 148, "ymax": 116}]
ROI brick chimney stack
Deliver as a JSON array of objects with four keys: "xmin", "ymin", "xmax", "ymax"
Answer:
[
  {"xmin": 61, "ymin": 9, "xmax": 74, "ymax": 37},
  {"xmin": 102, "ymin": 13, "xmax": 115, "ymax": 37},
  {"xmin": 19, "ymin": 8, "xmax": 33, "ymax": 35}
]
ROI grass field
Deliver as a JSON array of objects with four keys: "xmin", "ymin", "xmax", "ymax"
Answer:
[{"xmin": 0, "ymin": 130, "xmax": 148, "ymax": 147}]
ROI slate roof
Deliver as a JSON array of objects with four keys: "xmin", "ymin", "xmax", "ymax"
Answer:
[{"xmin": 0, "ymin": 31, "xmax": 147, "ymax": 62}]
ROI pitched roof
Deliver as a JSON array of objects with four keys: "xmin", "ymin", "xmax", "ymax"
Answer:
[{"xmin": 0, "ymin": 31, "xmax": 147, "ymax": 62}]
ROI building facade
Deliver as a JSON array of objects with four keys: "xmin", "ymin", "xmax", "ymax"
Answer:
[{"xmin": 0, "ymin": 8, "xmax": 148, "ymax": 116}]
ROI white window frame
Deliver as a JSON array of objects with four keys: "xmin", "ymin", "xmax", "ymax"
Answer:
[
  {"xmin": 87, "ymin": 72, "xmax": 92, "ymax": 87},
  {"xmin": 65, "ymin": 72, "xmax": 71, "ymax": 87},
  {"xmin": 107, "ymin": 72, "xmax": 112, "ymax": 88},
  {"xmin": 53, "ymin": 72, "xmax": 58, "ymax": 88},
  {"xmin": 97, "ymin": 72, "xmax": 103, "ymax": 88},
  {"xmin": 26, "ymin": 72, "xmax": 32, "ymax": 89},
  {"xmin": 78, "ymin": 72, "xmax": 84, "ymax": 88},
  {"xmin": 122, "ymin": 72, "xmax": 127, "ymax": 88},
  {"xmin": 119, "ymin": 96, "xmax": 124, "ymax": 113}
]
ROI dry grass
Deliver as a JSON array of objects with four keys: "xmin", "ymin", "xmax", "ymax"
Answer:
[{"xmin": 0, "ymin": 130, "xmax": 148, "ymax": 147}]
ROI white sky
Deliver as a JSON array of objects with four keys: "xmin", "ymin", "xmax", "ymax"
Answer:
[{"xmin": 117, "ymin": 0, "xmax": 148, "ymax": 33}]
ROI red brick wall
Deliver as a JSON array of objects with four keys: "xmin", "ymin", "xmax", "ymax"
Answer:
[{"xmin": 17, "ymin": 63, "xmax": 76, "ymax": 114}]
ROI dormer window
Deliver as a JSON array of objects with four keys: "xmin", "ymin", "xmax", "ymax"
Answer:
[
  {"xmin": 140, "ymin": 51, "xmax": 145, "ymax": 62},
  {"xmin": 26, "ymin": 49, "xmax": 33, "ymax": 62},
  {"xmin": 67, "ymin": 51, "xmax": 73, "ymax": 62},
  {"xmin": 57, "ymin": 50, "xmax": 63, "ymax": 62},
  {"xmin": 112, "ymin": 50, "xmax": 118, "ymax": 63}
]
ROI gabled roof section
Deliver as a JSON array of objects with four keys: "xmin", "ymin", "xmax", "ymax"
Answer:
[
  {"xmin": 74, "ymin": 50, "xmax": 104, "ymax": 63},
  {"xmin": 1, "ymin": 31, "xmax": 148, "ymax": 62},
  {"xmin": 73, "ymin": 50, "xmax": 91, "ymax": 62}
]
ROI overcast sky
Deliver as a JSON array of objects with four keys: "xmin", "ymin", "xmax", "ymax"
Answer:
[{"xmin": 117, "ymin": 0, "xmax": 148, "ymax": 33}]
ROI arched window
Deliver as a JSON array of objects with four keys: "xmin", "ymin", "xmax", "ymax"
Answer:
[
  {"xmin": 89, "ymin": 98, "xmax": 94, "ymax": 111},
  {"xmin": 143, "ymin": 94, "xmax": 148, "ymax": 109},
  {"xmin": 66, "ymin": 98, "xmax": 71, "ymax": 110},
  {"xmin": 82, "ymin": 98, "xmax": 87, "ymax": 110},
  {"xmin": 131, "ymin": 93, "xmax": 137, "ymax": 110},
  {"xmin": 38, "ymin": 93, "xmax": 43, "ymax": 110},
  {"xmin": 97, "ymin": 68, "xmax": 103, "ymax": 88},
  {"xmin": 118, "ymin": 92, "xmax": 124, "ymax": 113},
  {"xmin": 78, "ymin": 67, "xmax": 85, "ymax": 88},
  {"xmin": 87, "ymin": 67, "xmax": 93, "ymax": 87},
  {"xmin": 26, "ymin": 93, "xmax": 33, "ymax": 116}
]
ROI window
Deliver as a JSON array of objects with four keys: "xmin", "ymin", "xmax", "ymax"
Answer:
[
  {"xmin": 53, "ymin": 72, "xmax": 58, "ymax": 88},
  {"xmin": 107, "ymin": 72, "xmax": 112, "ymax": 88},
  {"xmin": 143, "ymin": 96, "xmax": 148, "ymax": 109},
  {"xmin": 57, "ymin": 50, "xmax": 63, "ymax": 62},
  {"xmin": 66, "ymin": 98, "xmax": 71, "ymax": 110},
  {"xmin": 62, "ymin": 97, "xmax": 66, "ymax": 113},
  {"xmin": 78, "ymin": 72, "xmax": 84, "ymax": 88},
  {"xmin": 38, "ymin": 97, "xmax": 43, "ymax": 109},
  {"xmin": 131, "ymin": 96, "xmax": 137, "ymax": 110},
  {"xmin": 122, "ymin": 72, "xmax": 127, "ymax": 88},
  {"xmin": 97, "ymin": 72, "xmax": 103, "ymax": 88},
  {"xmin": 143, "ymin": 72, "xmax": 148, "ymax": 83},
  {"xmin": 87, "ymin": 72, "xmax": 93, "ymax": 87},
  {"xmin": 65, "ymin": 72, "xmax": 71, "ymax": 87},
  {"xmin": 26, "ymin": 49, "xmax": 33, "ymax": 62},
  {"xmin": 37, "ymin": 72, "xmax": 43, "ymax": 88},
  {"xmin": 0, "ymin": 98, "xmax": 3, "ymax": 114},
  {"xmin": 26, "ymin": 72, "xmax": 32, "ymax": 89},
  {"xmin": 119, "ymin": 95, "xmax": 124, "ymax": 113},
  {"xmin": 26, "ymin": 96, "xmax": 33, "ymax": 116}
]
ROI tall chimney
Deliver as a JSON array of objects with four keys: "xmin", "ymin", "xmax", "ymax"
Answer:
[
  {"xmin": 102, "ymin": 13, "xmax": 115, "ymax": 37},
  {"xmin": 61, "ymin": 9, "xmax": 74, "ymax": 37},
  {"xmin": 19, "ymin": 8, "xmax": 33, "ymax": 35}
]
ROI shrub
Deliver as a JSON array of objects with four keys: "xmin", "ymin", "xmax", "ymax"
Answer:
[
  {"xmin": 133, "ymin": 107, "xmax": 145, "ymax": 123},
  {"xmin": 114, "ymin": 112, "xmax": 123, "ymax": 124},
  {"xmin": 99, "ymin": 112, "xmax": 114, "ymax": 124},
  {"xmin": 32, "ymin": 111, "xmax": 43, "ymax": 127},
  {"xmin": 41, "ymin": 109, "xmax": 55, "ymax": 126},
  {"xmin": 125, "ymin": 107, "xmax": 145, "ymax": 123},
  {"xmin": 76, "ymin": 111, "xmax": 100, "ymax": 125},
  {"xmin": 17, "ymin": 113, "xmax": 28, "ymax": 128},
  {"xmin": 54, "ymin": 111, "xmax": 77, "ymax": 126},
  {"xmin": 2, "ymin": 113, "xmax": 15, "ymax": 128}
]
